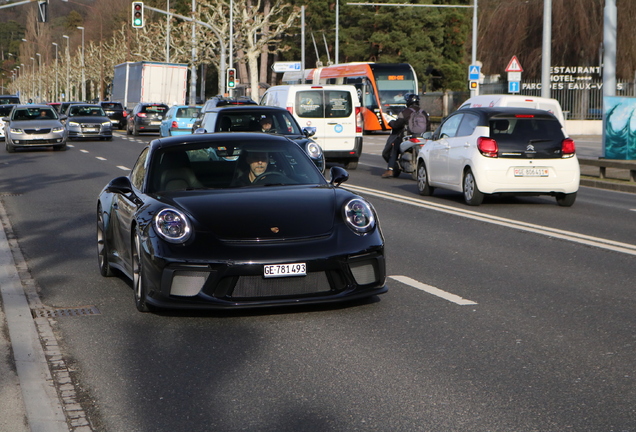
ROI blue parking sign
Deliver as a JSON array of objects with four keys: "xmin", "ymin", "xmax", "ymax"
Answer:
[
  {"xmin": 468, "ymin": 65, "xmax": 480, "ymax": 81},
  {"xmin": 508, "ymin": 81, "xmax": 520, "ymax": 93}
]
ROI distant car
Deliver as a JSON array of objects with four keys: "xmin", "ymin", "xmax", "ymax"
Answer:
[
  {"xmin": 58, "ymin": 101, "xmax": 83, "ymax": 115},
  {"xmin": 0, "ymin": 95, "xmax": 20, "ymax": 105},
  {"xmin": 194, "ymin": 105, "xmax": 325, "ymax": 173},
  {"xmin": 98, "ymin": 102, "xmax": 127, "ymax": 129},
  {"xmin": 127, "ymin": 102, "xmax": 169, "ymax": 135},
  {"xmin": 160, "ymin": 105, "xmax": 201, "ymax": 137},
  {"xmin": 3, "ymin": 104, "xmax": 68, "ymax": 152},
  {"xmin": 191, "ymin": 95, "xmax": 257, "ymax": 131},
  {"xmin": 96, "ymin": 132, "xmax": 386, "ymax": 312},
  {"xmin": 0, "ymin": 104, "xmax": 16, "ymax": 141},
  {"xmin": 415, "ymin": 106, "xmax": 580, "ymax": 206},
  {"xmin": 66, "ymin": 104, "xmax": 113, "ymax": 141}
]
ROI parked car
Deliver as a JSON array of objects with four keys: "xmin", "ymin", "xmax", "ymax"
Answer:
[
  {"xmin": 99, "ymin": 101, "xmax": 127, "ymax": 129},
  {"xmin": 415, "ymin": 106, "xmax": 580, "ymax": 206},
  {"xmin": 0, "ymin": 104, "xmax": 16, "ymax": 141},
  {"xmin": 160, "ymin": 105, "xmax": 201, "ymax": 137},
  {"xmin": 66, "ymin": 104, "xmax": 113, "ymax": 141},
  {"xmin": 3, "ymin": 104, "xmax": 68, "ymax": 152},
  {"xmin": 194, "ymin": 105, "xmax": 325, "ymax": 173},
  {"xmin": 191, "ymin": 95, "xmax": 257, "ymax": 131},
  {"xmin": 127, "ymin": 102, "xmax": 169, "ymax": 135},
  {"xmin": 96, "ymin": 133, "xmax": 386, "ymax": 312}
]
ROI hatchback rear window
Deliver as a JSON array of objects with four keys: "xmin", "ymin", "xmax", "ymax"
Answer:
[
  {"xmin": 141, "ymin": 105, "xmax": 168, "ymax": 114},
  {"xmin": 490, "ymin": 117, "xmax": 566, "ymax": 158},
  {"xmin": 101, "ymin": 103, "xmax": 123, "ymax": 110},
  {"xmin": 295, "ymin": 90, "xmax": 353, "ymax": 118}
]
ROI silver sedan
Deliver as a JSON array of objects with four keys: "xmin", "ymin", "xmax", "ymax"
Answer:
[{"xmin": 3, "ymin": 105, "xmax": 68, "ymax": 153}]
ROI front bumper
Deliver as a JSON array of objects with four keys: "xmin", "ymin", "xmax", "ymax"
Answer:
[{"xmin": 139, "ymin": 232, "xmax": 387, "ymax": 310}]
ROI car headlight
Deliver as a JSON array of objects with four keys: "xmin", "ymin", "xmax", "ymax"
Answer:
[
  {"xmin": 154, "ymin": 208, "xmax": 192, "ymax": 243},
  {"xmin": 10, "ymin": 128, "xmax": 23, "ymax": 134},
  {"xmin": 52, "ymin": 126, "xmax": 65, "ymax": 132},
  {"xmin": 343, "ymin": 198, "xmax": 376, "ymax": 234},
  {"xmin": 306, "ymin": 141, "xmax": 323, "ymax": 159},
  {"xmin": 68, "ymin": 122, "xmax": 79, "ymax": 127},
  {"xmin": 102, "ymin": 121, "xmax": 111, "ymax": 127}
]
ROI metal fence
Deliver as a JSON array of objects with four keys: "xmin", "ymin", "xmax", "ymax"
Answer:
[{"xmin": 420, "ymin": 80, "xmax": 636, "ymax": 121}]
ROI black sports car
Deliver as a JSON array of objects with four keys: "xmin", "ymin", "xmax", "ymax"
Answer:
[{"xmin": 97, "ymin": 133, "xmax": 387, "ymax": 312}]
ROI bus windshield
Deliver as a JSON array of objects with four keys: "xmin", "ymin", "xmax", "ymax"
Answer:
[{"xmin": 371, "ymin": 65, "xmax": 417, "ymax": 106}]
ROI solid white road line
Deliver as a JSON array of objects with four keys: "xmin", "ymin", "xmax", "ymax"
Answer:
[
  {"xmin": 346, "ymin": 184, "xmax": 636, "ymax": 256},
  {"xmin": 390, "ymin": 275, "xmax": 478, "ymax": 305},
  {"xmin": 117, "ymin": 166, "xmax": 130, "ymax": 171}
]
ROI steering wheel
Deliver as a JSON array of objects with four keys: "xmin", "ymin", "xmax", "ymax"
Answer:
[{"xmin": 253, "ymin": 172, "xmax": 294, "ymax": 185}]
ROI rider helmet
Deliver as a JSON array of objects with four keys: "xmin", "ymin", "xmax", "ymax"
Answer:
[{"xmin": 405, "ymin": 93, "xmax": 420, "ymax": 107}]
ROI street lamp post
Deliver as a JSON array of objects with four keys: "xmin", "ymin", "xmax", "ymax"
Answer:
[
  {"xmin": 77, "ymin": 26, "xmax": 85, "ymax": 101},
  {"xmin": 63, "ymin": 35, "xmax": 70, "ymax": 101},
  {"xmin": 30, "ymin": 57, "xmax": 35, "ymax": 102},
  {"xmin": 36, "ymin": 53, "xmax": 41, "ymax": 102},
  {"xmin": 52, "ymin": 42, "xmax": 59, "ymax": 101}
]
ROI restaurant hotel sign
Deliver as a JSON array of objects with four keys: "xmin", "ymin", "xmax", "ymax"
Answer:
[{"xmin": 521, "ymin": 66, "xmax": 621, "ymax": 90}]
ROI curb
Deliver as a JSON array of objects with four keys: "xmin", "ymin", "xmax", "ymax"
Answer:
[{"xmin": 580, "ymin": 177, "xmax": 636, "ymax": 194}]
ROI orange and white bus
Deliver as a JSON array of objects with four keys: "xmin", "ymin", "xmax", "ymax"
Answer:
[{"xmin": 284, "ymin": 62, "xmax": 418, "ymax": 133}]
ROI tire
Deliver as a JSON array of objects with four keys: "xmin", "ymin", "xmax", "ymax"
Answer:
[
  {"xmin": 6, "ymin": 142, "xmax": 15, "ymax": 153},
  {"xmin": 133, "ymin": 228, "xmax": 152, "ymax": 312},
  {"xmin": 53, "ymin": 143, "xmax": 67, "ymax": 151},
  {"xmin": 97, "ymin": 205, "xmax": 113, "ymax": 277},
  {"xmin": 416, "ymin": 160, "xmax": 435, "ymax": 196},
  {"xmin": 127, "ymin": 123, "xmax": 132, "ymax": 135},
  {"xmin": 556, "ymin": 192, "xmax": 577, "ymax": 207},
  {"xmin": 132, "ymin": 124, "xmax": 139, "ymax": 136},
  {"xmin": 345, "ymin": 159, "xmax": 358, "ymax": 170},
  {"xmin": 463, "ymin": 168, "xmax": 484, "ymax": 206}
]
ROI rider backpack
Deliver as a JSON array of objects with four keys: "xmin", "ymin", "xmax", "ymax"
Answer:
[{"xmin": 407, "ymin": 108, "xmax": 428, "ymax": 135}]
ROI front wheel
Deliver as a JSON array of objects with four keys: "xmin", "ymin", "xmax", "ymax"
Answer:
[
  {"xmin": 133, "ymin": 229, "xmax": 152, "ymax": 312},
  {"xmin": 410, "ymin": 149, "xmax": 419, "ymax": 180},
  {"xmin": 556, "ymin": 192, "xmax": 577, "ymax": 207},
  {"xmin": 416, "ymin": 160, "xmax": 434, "ymax": 196},
  {"xmin": 463, "ymin": 168, "xmax": 484, "ymax": 206},
  {"xmin": 97, "ymin": 205, "xmax": 113, "ymax": 277},
  {"xmin": 6, "ymin": 142, "xmax": 15, "ymax": 153}
]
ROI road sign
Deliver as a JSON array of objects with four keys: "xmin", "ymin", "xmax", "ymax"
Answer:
[
  {"xmin": 468, "ymin": 65, "xmax": 481, "ymax": 81},
  {"xmin": 508, "ymin": 81, "xmax": 520, "ymax": 93},
  {"xmin": 272, "ymin": 62, "xmax": 301, "ymax": 73},
  {"xmin": 505, "ymin": 56, "xmax": 523, "ymax": 72},
  {"xmin": 507, "ymin": 72, "xmax": 522, "ymax": 82}
]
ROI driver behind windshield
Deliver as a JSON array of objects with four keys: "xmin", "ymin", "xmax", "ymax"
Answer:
[{"xmin": 232, "ymin": 151, "xmax": 270, "ymax": 186}]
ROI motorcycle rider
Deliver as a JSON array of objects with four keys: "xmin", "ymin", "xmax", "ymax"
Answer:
[{"xmin": 381, "ymin": 93, "xmax": 422, "ymax": 178}]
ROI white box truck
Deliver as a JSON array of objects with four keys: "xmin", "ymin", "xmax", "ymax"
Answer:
[{"xmin": 111, "ymin": 61, "xmax": 188, "ymax": 110}]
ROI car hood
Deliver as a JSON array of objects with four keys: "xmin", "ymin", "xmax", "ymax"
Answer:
[
  {"xmin": 67, "ymin": 115, "xmax": 110, "ymax": 123},
  {"xmin": 10, "ymin": 119, "xmax": 63, "ymax": 128},
  {"xmin": 168, "ymin": 185, "xmax": 337, "ymax": 240}
]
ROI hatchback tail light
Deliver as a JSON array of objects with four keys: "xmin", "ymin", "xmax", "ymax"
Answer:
[
  {"xmin": 355, "ymin": 107, "xmax": 362, "ymax": 133},
  {"xmin": 561, "ymin": 138, "xmax": 576, "ymax": 158},
  {"xmin": 286, "ymin": 107, "xmax": 293, "ymax": 115},
  {"xmin": 137, "ymin": 113, "xmax": 147, "ymax": 118},
  {"xmin": 171, "ymin": 121, "xmax": 178, "ymax": 129},
  {"xmin": 477, "ymin": 136, "xmax": 498, "ymax": 158},
  {"xmin": 122, "ymin": 111, "xmax": 128, "ymax": 117}
]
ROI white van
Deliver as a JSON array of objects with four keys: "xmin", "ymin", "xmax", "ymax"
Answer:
[
  {"xmin": 459, "ymin": 94, "xmax": 566, "ymax": 128},
  {"xmin": 260, "ymin": 84, "xmax": 363, "ymax": 169}
]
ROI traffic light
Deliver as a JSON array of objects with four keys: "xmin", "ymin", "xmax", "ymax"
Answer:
[
  {"xmin": 132, "ymin": 2, "xmax": 144, "ymax": 28},
  {"xmin": 469, "ymin": 81, "xmax": 478, "ymax": 90},
  {"xmin": 37, "ymin": 0, "xmax": 48, "ymax": 23},
  {"xmin": 227, "ymin": 68, "xmax": 236, "ymax": 89}
]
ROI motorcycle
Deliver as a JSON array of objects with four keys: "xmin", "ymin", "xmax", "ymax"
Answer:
[{"xmin": 392, "ymin": 132, "xmax": 432, "ymax": 180}]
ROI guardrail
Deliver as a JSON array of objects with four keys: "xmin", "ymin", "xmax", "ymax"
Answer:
[{"xmin": 578, "ymin": 157, "xmax": 636, "ymax": 193}]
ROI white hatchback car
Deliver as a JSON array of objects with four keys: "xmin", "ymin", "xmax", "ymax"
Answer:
[{"xmin": 415, "ymin": 107, "xmax": 580, "ymax": 206}]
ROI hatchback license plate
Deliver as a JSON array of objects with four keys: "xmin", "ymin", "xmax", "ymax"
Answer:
[
  {"xmin": 514, "ymin": 167, "xmax": 549, "ymax": 177},
  {"xmin": 264, "ymin": 263, "xmax": 306, "ymax": 278},
  {"xmin": 151, "ymin": 121, "xmax": 161, "ymax": 125}
]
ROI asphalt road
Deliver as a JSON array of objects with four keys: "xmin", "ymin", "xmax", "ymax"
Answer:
[{"xmin": 1, "ymin": 131, "xmax": 636, "ymax": 431}]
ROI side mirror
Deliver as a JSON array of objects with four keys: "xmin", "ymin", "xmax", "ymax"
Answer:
[
  {"xmin": 303, "ymin": 127, "xmax": 316, "ymax": 137},
  {"xmin": 422, "ymin": 131, "xmax": 433, "ymax": 140},
  {"xmin": 106, "ymin": 176, "xmax": 133, "ymax": 195},
  {"xmin": 194, "ymin": 128, "xmax": 207, "ymax": 134},
  {"xmin": 59, "ymin": 115, "xmax": 67, "ymax": 121},
  {"xmin": 329, "ymin": 166, "xmax": 349, "ymax": 187},
  {"xmin": 1, "ymin": 117, "xmax": 8, "ymax": 122}
]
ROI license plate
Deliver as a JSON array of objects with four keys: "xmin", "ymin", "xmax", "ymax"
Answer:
[
  {"xmin": 264, "ymin": 263, "xmax": 307, "ymax": 278},
  {"xmin": 151, "ymin": 121, "xmax": 161, "ymax": 125},
  {"xmin": 84, "ymin": 128, "xmax": 98, "ymax": 132},
  {"xmin": 187, "ymin": 123, "xmax": 193, "ymax": 128},
  {"xmin": 514, "ymin": 167, "xmax": 549, "ymax": 177}
]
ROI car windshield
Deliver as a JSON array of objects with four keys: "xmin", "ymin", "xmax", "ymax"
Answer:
[
  {"xmin": 0, "ymin": 97, "xmax": 20, "ymax": 104},
  {"xmin": 0, "ymin": 105, "xmax": 14, "ymax": 116},
  {"xmin": 209, "ymin": 111, "xmax": 303, "ymax": 135},
  {"xmin": 69, "ymin": 106, "xmax": 106, "ymax": 117},
  {"xmin": 176, "ymin": 107, "xmax": 200, "ymax": 118},
  {"xmin": 12, "ymin": 107, "xmax": 58, "ymax": 120},
  {"xmin": 148, "ymin": 139, "xmax": 326, "ymax": 193},
  {"xmin": 101, "ymin": 103, "xmax": 123, "ymax": 110}
]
